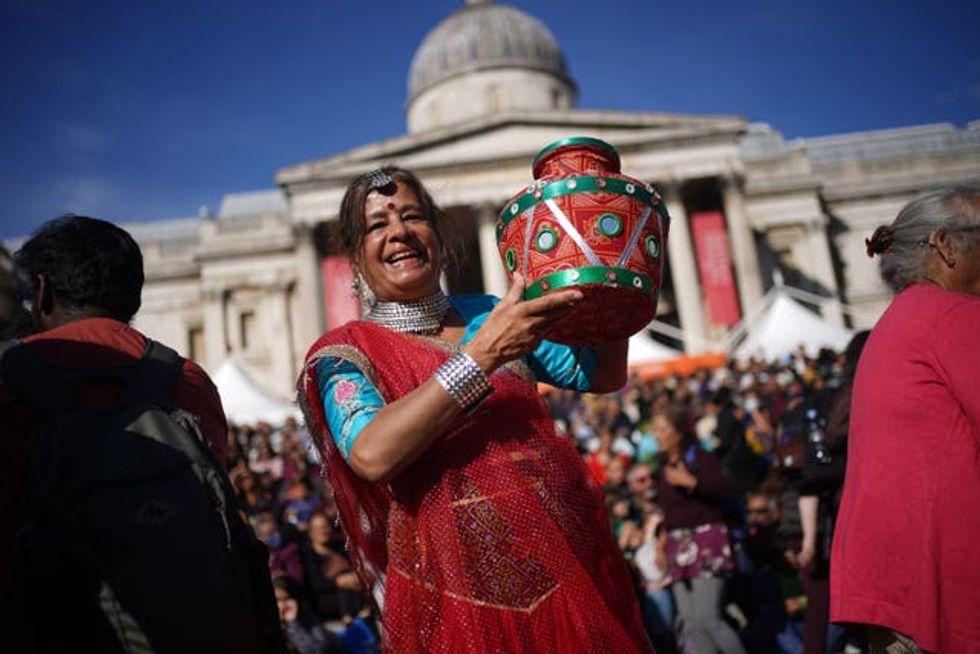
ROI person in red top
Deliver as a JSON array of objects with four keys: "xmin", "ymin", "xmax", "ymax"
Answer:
[
  {"xmin": 833, "ymin": 185, "xmax": 980, "ymax": 653},
  {"xmin": 0, "ymin": 215, "xmax": 228, "ymax": 650}
]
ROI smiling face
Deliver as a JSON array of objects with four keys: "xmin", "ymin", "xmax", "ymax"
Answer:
[{"xmin": 357, "ymin": 181, "xmax": 443, "ymax": 302}]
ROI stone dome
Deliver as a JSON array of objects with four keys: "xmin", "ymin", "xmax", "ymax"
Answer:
[{"xmin": 408, "ymin": 0, "xmax": 574, "ymax": 103}]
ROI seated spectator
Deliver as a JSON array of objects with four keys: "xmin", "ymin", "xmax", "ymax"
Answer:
[
  {"xmin": 586, "ymin": 427, "xmax": 630, "ymax": 486},
  {"xmin": 254, "ymin": 510, "xmax": 304, "ymax": 584},
  {"xmin": 231, "ymin": 466, "xmax": 276, "ymax": 517},
  {"xmin": 281, "ymin": 477, "xmax": 318, "ymax": 533},
  {"xmin": 712, "ymin": 388, "xmax": 764, "ymax": 494},
  {"xmin": 633, "ymin": 510, "xmax": 677, "ymax": 653},
  {"xmin": 740, "ymin": 490, "xmax": 804, "ymax": 654},
  {"xmin": 274, "ymin": 575, "xmax": 341, "ymax": 654},
  {"xmin": 301, "ymin": 512, "xmax": 366, "ymax": 623},
  {"xmin": 250, "ymin": 432, "xmax": 285, "ymax": 479},
  {"xmin": 626, "ymin": 462, "xmax": 658, "ymax": 522}
]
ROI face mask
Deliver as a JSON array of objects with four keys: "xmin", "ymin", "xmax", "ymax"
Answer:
[
  {"xmin": 637, "ymin": 433, "xmax": 660, "ymax": 460},
  {"xmin": 263, "ymin": 532, "xmax": 282, "ymax": 550},
  {"xmin": 744, "ymin": 397, "xmax": 759, "ymax": 413}
]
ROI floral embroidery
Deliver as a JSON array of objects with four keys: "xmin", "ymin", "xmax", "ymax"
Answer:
[{"xmin": 334, "ymin": 379, "xmax": 358, "ymax": 405}]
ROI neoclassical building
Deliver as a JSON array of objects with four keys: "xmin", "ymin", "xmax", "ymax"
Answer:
[{"xmin": 111, "ymin": 0, "xmax": 977, "ymax": 401}]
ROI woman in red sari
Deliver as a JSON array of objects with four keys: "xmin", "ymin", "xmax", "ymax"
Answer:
[{"xmin": 298, "ymin": 167, "xmax": 652, "ymax": 653}]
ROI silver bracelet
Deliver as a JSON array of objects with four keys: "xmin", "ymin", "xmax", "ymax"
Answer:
[{"xmin": 433, "ymin": 352, "xmax": 493, "ymax": 413}]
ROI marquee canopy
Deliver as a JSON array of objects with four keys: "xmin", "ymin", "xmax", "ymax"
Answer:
[
  {"xmin": 212, "ymin": 358, "xmax": 300, "ymax": 426},
  {"xmin": 732, "ymin": 292, "xmax": 854, "ymax": 360}
]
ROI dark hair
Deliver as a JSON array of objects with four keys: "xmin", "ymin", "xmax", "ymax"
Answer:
[
  {"xmin": 826, "ymin": 329, "xmax": 871, "ymax": 445},
  {"xmin": 841, "ymin": 329, "xmax": 871, "ymax": 381},
  {"xmin": 15, "ymin": 215, "xmax": 143, "ymax": 322},
  {"xmin": 653, "ymin": 406, "xmax": 697, "ymax": 452},
  {"xmin": 272, "ymin": 574, "xmax": 304, "ymax": 600},
  {"xmin": 337, "ymin": 166, "xmax": 460, "ymax": 273}
]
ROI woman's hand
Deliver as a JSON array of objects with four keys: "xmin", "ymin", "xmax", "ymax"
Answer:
[
  {"xmin": 463, "ymin": 273, "xmax": 582, "ymax": 373},
  {"xmin": 795, "ymin": 543, "xmax": 816, "ymax": 570},
  {"xmin": 335, "ymin": 571, "xmax": 362, "ymax": 591},
  {"xmin": 663, "ymin": 461, "xmax": 698, "ymax": 491},
  {"xmin": 278, "ymin": 597, "xmax": 299, "ymax": 624}
]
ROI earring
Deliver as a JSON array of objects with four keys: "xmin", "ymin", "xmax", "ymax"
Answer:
[{"xmin": 348, "ymin": 272, "xmax": 375, "ymax": 313}]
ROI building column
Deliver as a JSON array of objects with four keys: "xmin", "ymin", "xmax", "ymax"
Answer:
[
  {"xmin": 263, "ymin": 280, "xmax": 296, "ymax": 400},
  {"xmin": 476, "ymin": 203, "xmax": 509, "ymax": 297},
  {"xmin": 664, "ymin": 191, "xmax": 710, "ymax": 353},
  {"xmin": 293, "ymin": 223, "xmax": 325, "ymax": 352},
  {"xmin": 803, "ymin": 218, "xmax": 845, "ymax": 326},
  {"xmin": 201, "ymin": 286, "xmax": 227, "ymax": 375},
  {"xmin": 721, "ymin": 176, "xmax": 765, "ymax": 318}
]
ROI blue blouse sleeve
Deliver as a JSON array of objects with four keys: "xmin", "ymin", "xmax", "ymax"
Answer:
[
  {"xmin": 528, "ymin": 340, "xmax": 596, "ymax": 392},
  {"xmin": 452, "ymin": 294, "xmax": 596, "ymax": 392},
  {"xmin": 315, "ymin": 356, "xmax": 385, "ymax": 461}
]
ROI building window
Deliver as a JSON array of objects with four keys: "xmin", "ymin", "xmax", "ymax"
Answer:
[{"xmin": 240, "ymin": 310, "xmax": 256, "ymax": 350}]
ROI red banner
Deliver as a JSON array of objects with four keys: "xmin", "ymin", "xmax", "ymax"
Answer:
[
  {"xmin": 690, "ymin": 211, "xmax": 741, "ymax": 326},
  {"xmin": 321, "ymin": 256, "xmax": 360, "ymax": 329}
]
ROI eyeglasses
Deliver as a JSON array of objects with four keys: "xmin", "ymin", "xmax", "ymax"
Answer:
[
  {"xmin": 746, "ymin": 508, "xmax": 770, "ymax": 516},
  {"xmin": 916, "ymin": 224, "xmax": 980, "ymax": 248}
]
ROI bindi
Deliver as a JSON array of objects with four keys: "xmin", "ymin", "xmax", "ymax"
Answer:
[{"xmin": 387, "ymin": 202, "xmax": 397, "ymax": 210}]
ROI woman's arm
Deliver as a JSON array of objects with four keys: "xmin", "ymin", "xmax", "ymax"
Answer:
[
  {"xmin": 670, "ymin": 451, "xmax": 735, "ymax": 501},
  {"xmin": 797, "ymin": 494, "xmax": 819, "ymax": 569},
  {"xmin": 348, "ymin": 274, "xmax": 581, "ymax": 482}
]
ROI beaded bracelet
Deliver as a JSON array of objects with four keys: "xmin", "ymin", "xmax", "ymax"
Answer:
[{"xmin": 433, "ymin": 352, "xmax": 493, "ymax": 413}]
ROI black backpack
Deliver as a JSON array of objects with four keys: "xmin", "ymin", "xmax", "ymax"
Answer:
[{"xmin": 0, "ymin": 338, "xmax": 285, "ymax": 654}]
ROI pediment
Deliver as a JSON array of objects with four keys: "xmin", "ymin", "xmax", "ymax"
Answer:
[{"xmin": 276, "ymin": 109, "xmax": 747, "ymax": 189}]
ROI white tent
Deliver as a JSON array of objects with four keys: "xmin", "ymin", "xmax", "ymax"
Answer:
[
  {"xmin": 628, "ymin": 331, "xmax": 683, "ymax": 366},
  {"xmin": 733, "ymin": 292, "xmax": 854, "ymax": 360},
  {"xmin": 212, "ymin": 358, "xmax": 300, "ymax": 426}
]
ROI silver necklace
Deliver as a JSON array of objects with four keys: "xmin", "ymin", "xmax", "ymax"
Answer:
[{"xmin": 366, "ymin": 290, "xmax": 450, "ymax": 335}]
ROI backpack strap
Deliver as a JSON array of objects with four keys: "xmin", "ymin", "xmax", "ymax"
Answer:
[
  {"xmin": 0, "ymin": 338, "xmax": 21, "ymax": 361},
  {"xmin": 128, "ymin": 339, "xmax": 184, "ymax": 407}
]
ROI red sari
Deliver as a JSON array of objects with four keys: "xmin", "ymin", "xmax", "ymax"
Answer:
[{"xmin": 299, "ymin": 322, "xmax": 652, "ymax": 653}]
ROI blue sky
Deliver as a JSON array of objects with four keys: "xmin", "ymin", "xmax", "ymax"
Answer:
[{"xmin": 2, "ymin": 0, "xmax": 978, "ymax": 239}]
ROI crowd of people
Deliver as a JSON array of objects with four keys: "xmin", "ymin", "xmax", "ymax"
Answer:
[
  {"xmin": 4, "ymin": 180, "xmax": 976, "ymax": 653},
  {"xmin": 223, "ymin": 416, "xmax": 377, "ymax": 653},
  {"xmin": 228, "ymin": 342, "xmax": 863, "ymax": 654}
]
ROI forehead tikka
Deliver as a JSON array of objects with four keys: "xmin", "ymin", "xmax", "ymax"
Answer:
[{"xmin": 365, "ymin": 168, "xmax": 394, "ymax": 191}]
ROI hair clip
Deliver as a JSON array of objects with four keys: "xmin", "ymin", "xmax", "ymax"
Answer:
[
  {"xmin": 865, "ymin": 225, "xmax": 895, "ymax": 258},
  {"xmin": 365, "ymin": 168, "xmax": 394, "ymax": 191}
]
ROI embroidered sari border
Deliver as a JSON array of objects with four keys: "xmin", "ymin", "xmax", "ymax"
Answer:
[
  {"xmin": 304, "ymin": 343, "xmax": 391, "ymax": 402},
  {"xmin": 390, "ymin": 566, "xmax": 560, "ymax": 614}
]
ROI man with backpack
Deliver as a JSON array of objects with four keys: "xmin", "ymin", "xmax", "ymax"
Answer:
[{"xmin": 0, "ymin": 215, "xmax": 283, "ymax": 653}]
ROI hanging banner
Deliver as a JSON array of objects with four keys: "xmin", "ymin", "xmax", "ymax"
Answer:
[
  {"xmin": 321, "ymin": 256, "xmax": 360, "ymax": 329},
  {"xmin": 690, "ymin": 211, "xmax": 741, "ymax": 326}
]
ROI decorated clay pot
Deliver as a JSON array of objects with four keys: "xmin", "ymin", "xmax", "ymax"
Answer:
[{"xmin": 496, "ymin": 137, "xmax": 670, "ymax": 345}]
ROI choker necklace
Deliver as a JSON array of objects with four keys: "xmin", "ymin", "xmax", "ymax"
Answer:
[{"xmin": 366, "ymin": 290, "xmax": 450, "ymax": 335}]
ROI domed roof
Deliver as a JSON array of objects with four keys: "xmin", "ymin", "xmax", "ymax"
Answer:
[{"xmin": 408, "ymin": 0, "xmax": 572, "ymax": 102}]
